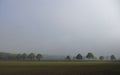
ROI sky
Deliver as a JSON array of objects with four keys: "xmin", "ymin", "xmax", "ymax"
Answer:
[{"xmin": 0, "ymin": 0, "xmax": 120, "ymax": 57}]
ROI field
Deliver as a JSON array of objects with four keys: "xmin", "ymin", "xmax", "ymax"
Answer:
[{"xmin": 0, "ymin": 61, "xmax": 120, "ymax": 75}]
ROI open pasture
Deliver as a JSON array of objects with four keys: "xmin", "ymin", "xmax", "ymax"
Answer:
[{"xmin": 0, "ymin": 61, "xmax": 120, "ymax": 75}]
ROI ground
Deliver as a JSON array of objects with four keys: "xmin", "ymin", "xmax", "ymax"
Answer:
[{"xmin": 0, "ymin": 61, "xmax": 120, "ymax": 75}]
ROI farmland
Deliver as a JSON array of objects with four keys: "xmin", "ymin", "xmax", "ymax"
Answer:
[{"xmin": 0, "ymin": 61, "xmax": 120, "ymax": 75}]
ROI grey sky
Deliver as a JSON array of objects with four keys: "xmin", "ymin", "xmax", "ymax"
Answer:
[{"xmin": 0, "ymin": 0, "xmax": 120, "ymax": 57}]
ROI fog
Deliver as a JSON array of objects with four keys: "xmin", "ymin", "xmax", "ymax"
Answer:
[{"xmin": 0, "ymin": 0, "xmax": 120, "ymax": 57}]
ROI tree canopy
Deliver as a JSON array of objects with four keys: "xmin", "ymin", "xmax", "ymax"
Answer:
[
  {"xmin": 76, "ymin": 54, "xmax": 82, "ymax": 60},
  {"xmin": 86, "ymin": 52, "xmax": 94, "ymax": 59},
  {"xmin": 110, "ymin": 55, "xmax": 116, "ymax": 61},
  {"xmin": 66, "ymin": 55, "xmax": 71, "ymax": 60},
  {"xmin": 22, "ymin": 53, "xmax": 27, "ymax": 60},
  {"xmin": 28, "ymin": 53, "xmax": 35, "ymax": 61},
  {"xmin": 99, "ymin": 56, "xmax": 104, "ymax": 60},
  {"xmin": 36, "ymin": 54, "xmax": 42, "ymax": 61}
]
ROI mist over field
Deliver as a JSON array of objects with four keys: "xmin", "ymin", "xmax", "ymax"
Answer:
[{"xmin": 0, "ymin": 0, "xmax": 120, "ymax": 57}]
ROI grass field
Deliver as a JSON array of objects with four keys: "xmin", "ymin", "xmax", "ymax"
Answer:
[{"xmin": 0, "ymin": 61, "xmax": 120, "ymax": 75}]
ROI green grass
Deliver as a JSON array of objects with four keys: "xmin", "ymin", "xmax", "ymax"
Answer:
[{"xmin": 0, "ymin": 61, "xmax": 120, "ymax": 75}]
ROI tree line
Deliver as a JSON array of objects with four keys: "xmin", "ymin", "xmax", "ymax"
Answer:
[
  {"xmin": 66, "ymin": 52, "xmax": 116, "ymax": 61},
  {"xmin": 16, "ymin": 52, "xmax": 116, "ymax": 61},
  {"xmin": 0, "ymin": 52, "xmax": 117, "ymax": 61},
  {"xmin": 16, "ymin": 53, "xmax": 42, "ymax": 61}
]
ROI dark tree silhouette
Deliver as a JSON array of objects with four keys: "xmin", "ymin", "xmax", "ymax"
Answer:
[
  {"xmin": 110, "ymin": 55, "xmax": 116, "ymax": 61},
  {"xmin": 99, "ymin": 56, "xmax": 104, "ymax": 60},
  {"xmin": 16, "ymin": 54, "xmax": 22, "ymax": 60},
  {"xmin": 66, "ymin": 55, "xmax": 71, "ymax": 61},
  {"xmin": 86, "ymin": 52, "xmax": 94, "ymax": 59},
  {"xmin": 28, "ymin": 53, "xmax": 35, "ymax": 61},
  {"xmin": 22, "ymin": 53, "xmax": 27, "ymax": 60},
  {"xmin": 76, "ymin": 54, "xmax": 82, "ymax": 60},
  {"xmin": 36, "ymin": 54, "xmax": 42, "ymax": 61}
]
